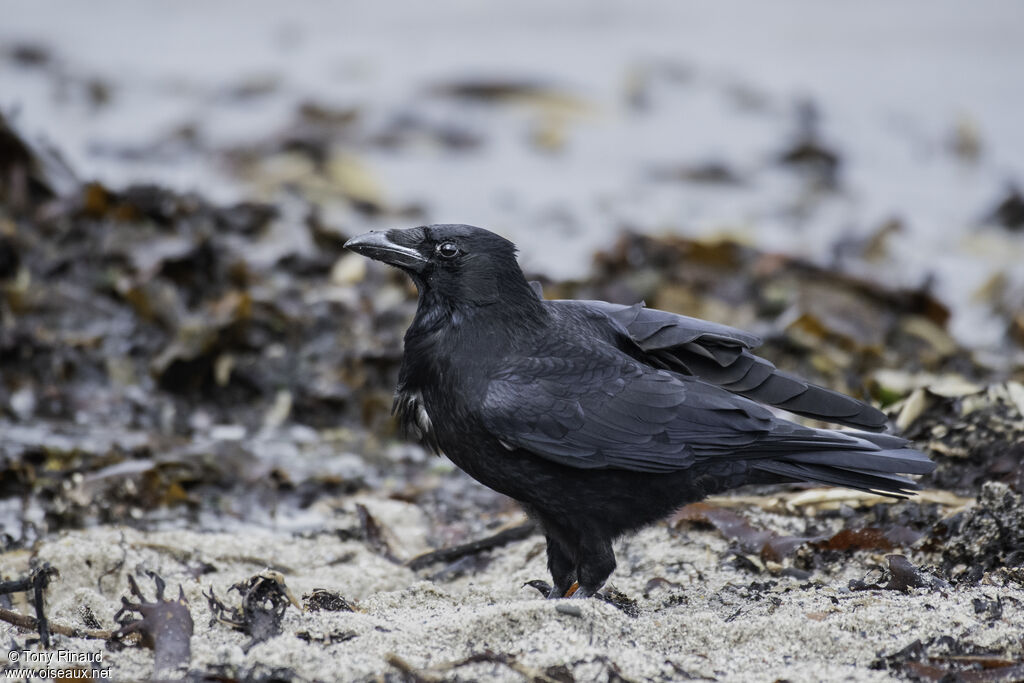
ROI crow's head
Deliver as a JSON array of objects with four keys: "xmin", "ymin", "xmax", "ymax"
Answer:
[{"xmin": 345, "ymin": 224, "xmax": 533, "ymax": 307}]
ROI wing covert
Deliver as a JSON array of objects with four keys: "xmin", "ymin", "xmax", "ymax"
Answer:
[{"xmin": 480, "ymin": 344, "xmax": 775, "ymax": 473}]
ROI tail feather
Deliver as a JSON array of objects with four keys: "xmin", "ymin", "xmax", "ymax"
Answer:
[
  {"xmin": 751, "ymin": 435, "xmax": 936, "ymax": 498},
  {"xmin": 855, "ymin": 431, "xmax": 912, "ymax": 450},
  {"xmin": 784, "ymin": 447, "xmax": 936, "ymax": 474},
  {"xmin": 752, "ymin": 459, "xmax": 923, "ymax": 497}
]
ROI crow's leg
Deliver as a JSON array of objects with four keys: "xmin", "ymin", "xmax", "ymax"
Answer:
[
  {"xmin": 544, "ymin": 534, "xmax": 577, "ymax": 599},
  {"xmin": 573, "ymin": 538, "xmax": 616, "ymax": 598}
]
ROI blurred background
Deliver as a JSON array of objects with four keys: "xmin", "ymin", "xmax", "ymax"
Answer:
[{"xmin": 3, "ymin": 0, "xmax": 1023, "ymax": 345}]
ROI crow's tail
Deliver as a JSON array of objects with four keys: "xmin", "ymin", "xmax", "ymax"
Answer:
[{"xmin": 751, "ymin": 442, "xmax": 935, "ymax": 497}]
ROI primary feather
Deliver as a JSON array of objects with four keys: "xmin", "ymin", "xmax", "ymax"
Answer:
[{"xmin": 555, "ymin": 297, "xmax": 888, "ymax": 431}]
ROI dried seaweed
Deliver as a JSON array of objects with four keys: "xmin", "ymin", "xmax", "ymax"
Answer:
[
  {"xmin": 776, "ymin": 101, "xmax": 842, "ymax": 189},
  {"xmin": 930, "ymin": 482, "xmax": 1024, "ymax": 583},
  {"xmin": 408, "ymin": 520, "xmax": 536, "ymax": 570},
  {"xmin": 111, "ymin": 572, "xmax": 193, "ymax": 673},
  {"xmin": 874, "ymin": 635, "xmax": 1024, "ymax": 681},
  {"xmin": 355, "ymin": 503, "xmax": 400, "ymax": 563},
  {"xmin": 675, "ymin": 502, "xmax": 933, "ymax": 581},
  {"xmin": 902, "ymin": 385, "xmax": 1024, "ymax": 495},
  {"xmin": 302, "ymin": 588, "xmax": 355, "ymax": 613},
  {"xmin": 984, "ymin": 184, "xmax": 1024, "ymax": 231},
  {"xmin": 0, "ymin": 112, "xmax": 75, "ymax": 212},
  {"xmin": 848, "ymin": 554, "xmax": 946, "ymax": 593},
  {"xmin": 205, "ymin": 570, "xmax": 300, "ymax": 653},
  {"xmin": 0, "ymin": 563, "xmax": 58, "ymax": 646}
]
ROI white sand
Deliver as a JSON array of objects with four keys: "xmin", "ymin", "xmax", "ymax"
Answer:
[{"xmin": 3, "ymin": 495, "xmax": 1022, "ymax": 682}]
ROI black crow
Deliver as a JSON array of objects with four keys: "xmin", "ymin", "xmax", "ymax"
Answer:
[{"xmin": 345, "ymin": 224, "xmax": 935, "ymax": 598}]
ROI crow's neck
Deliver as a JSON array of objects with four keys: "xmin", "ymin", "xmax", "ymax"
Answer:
[
  {"xmin": 404, "ymin": 278, "xmax": 546, "ymax": 363},
  {"xmin": 413, "ymin": 284, "xmax": 544, "ymax": 334}
]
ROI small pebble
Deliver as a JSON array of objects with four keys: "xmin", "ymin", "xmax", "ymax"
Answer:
[{"xmin": 556, "ymin": 603, "xmax": 582, "ymax": 617}]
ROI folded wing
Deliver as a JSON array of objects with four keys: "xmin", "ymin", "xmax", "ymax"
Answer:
[
  {"xmin": 480, "ymin": 340, "xmax": 932, "ymax": 495},
  {"xmin": 568, "ymin": 299, "xmax": 888, "ymax": 431}
]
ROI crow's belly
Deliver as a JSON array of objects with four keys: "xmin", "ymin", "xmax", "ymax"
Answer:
[{"xmin": 441, "ymin": 442, "xmax": 751, "ymax": 539}]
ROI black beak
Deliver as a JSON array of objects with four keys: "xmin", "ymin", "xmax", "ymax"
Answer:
[{"xmin": 344, "ymin": 230, "xmax": 427, "ymax": 271}]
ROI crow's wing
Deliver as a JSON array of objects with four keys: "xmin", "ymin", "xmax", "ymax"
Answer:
[
  {"xmin": 480, "ymin": 341, "xmax": 893, "ymax": 474},
  {"xmin": 565, "ymin": 299, "xmax": 887, "ymax": 431},
  {"xmin": 479, "ymin": 342, "xmax": 933, "ymax": 494}
]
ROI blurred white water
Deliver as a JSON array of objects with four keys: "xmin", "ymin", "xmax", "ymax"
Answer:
[{"xmin": 2, "ymin": 0, "xmax": 1022, "ymax": 347}]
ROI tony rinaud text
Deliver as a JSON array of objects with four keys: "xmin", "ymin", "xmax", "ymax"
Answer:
[{"xmin": 9, "ymin": 650, "xmax": 102, "ymax": 664}]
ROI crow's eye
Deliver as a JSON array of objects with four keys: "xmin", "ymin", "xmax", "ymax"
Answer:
[{"xmin": 436, "ymin": 242, "xmax": 461, "ymax": 259}]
